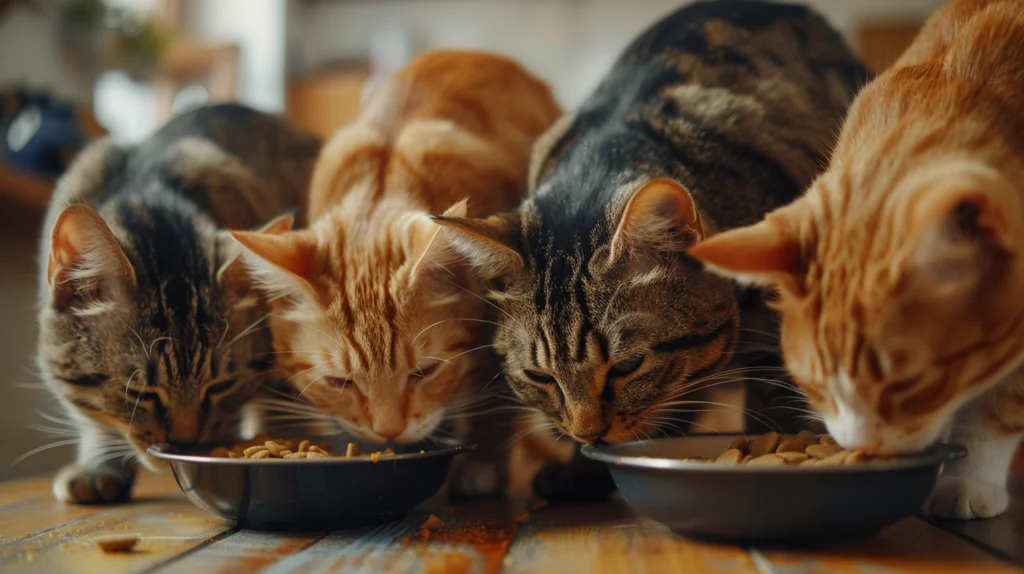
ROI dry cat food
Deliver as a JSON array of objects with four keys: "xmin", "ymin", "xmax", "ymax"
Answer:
[
  {"xmin": 209, "ymin": 435, "xmax": 395, "ymax": 461},
  {"xmin": 94, "ymin": 534, "xmax": 139, "ymax": 553},
  {"xmin": 685, "ymin": 431, "xmax": 897, "ymax": 467}
]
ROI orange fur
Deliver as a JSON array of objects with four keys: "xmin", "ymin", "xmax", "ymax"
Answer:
[
  {"xmin": 232, "ymin": 51, "xmax": 560, "ymax": 445},
  {"xmin": 690, "ymin": 0, "xmax": 1024, "ymax": 519}
]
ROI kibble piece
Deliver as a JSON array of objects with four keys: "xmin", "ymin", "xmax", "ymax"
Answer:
[
  {"xmin": 740, "ymin": 454, "xmax": 752, "ymax": 463},
  {"xmin": 714, "ymin": 448, "xmax": 744, "ymax": 464},
  {"xmin": 210, "ymin": 447, "xmax": 231, "ymax": 458},
  {"xmin": 346, "ymin": 443, "xmax": 361, "ymax": 458},
  {"xmin": 94, "ymin": 534, "xmax": 139, "ymax": 553},
  {"xmin": 243, "ymin": 445, "xmax": 268, "ymax": 457},
  {"xmin": 819, "ymin": 435, "xmax": 838, "ymax": 446},
  {"xmin": 844, "ymin": 450, "xmax": 868, "ymax": 465},
  {"xmin": 421, "ymin": 514, "xmax": 446, "ymax": 530},
  {"xmin": 514, "ymin": 511, "xmax": 530, "ymax": 524},
  {"xmin": 298, "ymin": 440, "xmax": 311, "ymax": 453},
  {"xmin": 283, "ymin": 452, "xmax": 307, "ymax": 459},
  {"xmin": 728, "ymin": 437, "xmax": 749, "ymax": 454},
  {"xmin": 796, "ymin": 429, "xmax": 818, "ymax": 445},
  {"xmin": 264, "ymin": 441, "xmax": 285, "ymax": 457},
  {"xmin": 819, "ymin": 450, "xmax": 852, "ymax": 466},
  {"xmin": 309, "ymin": 445, "xmax": 331, "ymax": 456},
  {"xmin": 279, "ymin": 450, "xmax": 293, "ymax": 456},
  {"xmin": 748, "ymin": 453, "xmax": 786, "ymax": 466},
  {"xmin": 777, "ymin": 451, "xmax": 810, "ymax": 464},
  {"xmin": 805, "ymin": 443, "xmax": 842, "ymax": 459},
  {"xmin": 370, "ymin": 452, "xmax": 381, "ymax": 463},
  {"xmin": 306, "ymin": 452, "xmax": 328, "ymax": 459},
  {"xmin": 776, "ymin": 439, "xmax": 805, "ymax": 454},
  {"xmin": 799, "ymin": 458, "xmax": 818, "ymax": 467},
  {"xmin": 748, "ymin": 432, "xmax": 782, "ymax": 457},
  {"xmin": 249, "ymin": 449, "xmax": 271, "ymax": 460}
]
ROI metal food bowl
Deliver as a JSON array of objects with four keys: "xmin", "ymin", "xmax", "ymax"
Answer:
[
  {"xmin": 582, "ymin": 435, "xmax": 965, "ymax": 546},
  {"xmin": 149, "ymin": 438, "xmax": 473, "ymax": 530}
]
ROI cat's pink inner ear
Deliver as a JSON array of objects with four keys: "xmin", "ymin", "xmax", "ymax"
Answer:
[
  {"xmin": 229, "ymin": 230, "xmax": 315, "ymax": 279},
  {"xmin": 688, "ymin": 221, "xmax": 801, "ymax": 284},
  {"xmin": 612, "ymin": 178, "xmax": 703, "ymax": 256},
  {"xmin": 47, "ymin": 204, "xmax": 135, "ymax": 288}
]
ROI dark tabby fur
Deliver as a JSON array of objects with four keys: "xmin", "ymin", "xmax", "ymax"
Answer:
[
  {"xmin": 435, "ymin": 1, "xmax": 867, "ymax": 499},
  {"xmin": 37, "ymin": 104, "xmax": 320, "ymax": 503}
]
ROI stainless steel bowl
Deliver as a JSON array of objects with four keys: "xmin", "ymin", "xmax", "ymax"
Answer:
[
  {"xmin": 149, "ymin": 439, "xmax": 473, "ymax": 530},
  {"xmin": 582, "ymin": 435, "xmax": 965, "ymax": 545}
]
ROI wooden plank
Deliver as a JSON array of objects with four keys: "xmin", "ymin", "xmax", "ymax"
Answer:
[
  {"xmin": 0, "ymin": 500, "xmax": 230, "ymax": 573},
  {"xmin": 153, "ymin": 530, "xmax": 323, "ymax": 573},
  {"xmin": 503, "ymin": 498, "xmax": 758, "ymax": 574},
  {"xmin": 0, "ymin": 472, "xmax": 180, "ymax": 542},
  {"xmin": 752, "ymin": 517, "xmax": 1022, "ymax": 574},
  {"xmin": 0, "ymin": 472, "xmax": 229, "ymax": 573},
  {"xmin": 261, "ymin": 503, "xmax": 518, "ymax": 574}
]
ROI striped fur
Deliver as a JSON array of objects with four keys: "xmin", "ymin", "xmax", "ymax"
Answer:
[
  {"xmin": 437, "ymin": 1, "xmax": 866, "ymax": 445},
  {"xmin": 691, "ymin": 0, "xmax": 1024, "ymax": 520},
  {"xmin": 231, "ymin": 52, "xmax": 561, "ymax": 496},
  {"xmin": 37, "ymin": 104, "xmax": 320, "ymax": 503}
]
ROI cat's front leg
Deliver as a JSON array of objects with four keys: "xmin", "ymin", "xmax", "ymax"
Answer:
[
  {"xmin": 53, "ymin": 425, "xmax": 137, "ymax": 504},
  {"xmin": 923, "ymin": 377, "xmax": 1024, "ymax": 520}
]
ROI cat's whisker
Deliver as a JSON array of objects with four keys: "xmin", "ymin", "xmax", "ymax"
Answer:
[
  {"xmin": 116, "ymin": 317, "xmax": 150, "ymax": 360},
  {"xmin": 268, "ymin": 313, "xmax": 345, "ymax": 349},
  {"xmin": 441, "ymin": 344, "xmax": 495, "ymax": 363},
  {"xmin": 12, "ymin": 438, "xmax": 82, "ymax": 465},
  {"xmin": 123, "ymin": 368, "xmax": 143, "ymax": 406},
  {"xmin": 222, "ymin": 314, "xmax": 270, "ymax": 350},
  {"xmin": 412, "ymin": 317, "xmax": 502, "ymax": 346},
  {"xmin": 298, "ymin": 374, "xmax": 328, "ymax": 397},
  {"xmin": 147, "ymin": 336, "xmax": 176, "ymax": 357}
]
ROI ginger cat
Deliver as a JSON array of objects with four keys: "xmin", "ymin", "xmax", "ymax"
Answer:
[
  {"xmin": 231, "ymin": 51, "xmax": 561, "ymax": 496},
  {"xmin": 690, "ymin": 0, "xmax": 1024, "ymax": 519}
]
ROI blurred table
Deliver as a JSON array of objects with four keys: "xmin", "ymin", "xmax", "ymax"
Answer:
[{"xmin": 0, "ymin": 472, "xmax": 1020, "ymax": 573}]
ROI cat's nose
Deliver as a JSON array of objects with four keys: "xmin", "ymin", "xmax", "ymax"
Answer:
[
  {"xmin": 167, "ymin": 414, "xmax": 201, "ymax": 444},
  {"xmin": 372, "ymin": 417, "xmax": 406, "ymax": 440},
  {"xmin": 574, "ymin": 424, "xmax": 610, "ymax": 443}
]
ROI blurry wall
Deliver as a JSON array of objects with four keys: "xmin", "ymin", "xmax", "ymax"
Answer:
[{"xmin": 294, "ymin": 0, "xmax": 946, "ymax": 110}]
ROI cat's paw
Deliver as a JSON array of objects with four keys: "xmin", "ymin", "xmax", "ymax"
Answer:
[
  {"xmin": 923, "ymin": 476, "xmax": 1010, "ymax": 520},
  {"xmin": 532, "ymin": 458, "xmax": 616, "ymax": 503},
  {"xmin": 449, "ymin": 460, "xmax": 508, "ymax": 501},
  {"xmin": 53, "ymin": 465, "xmax": 134, "ymax": 504}
]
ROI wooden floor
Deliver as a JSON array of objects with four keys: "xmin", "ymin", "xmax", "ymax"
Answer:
[{"xmin": 0, "ymin": 472, "xmax": 1021, "ymax": 573}]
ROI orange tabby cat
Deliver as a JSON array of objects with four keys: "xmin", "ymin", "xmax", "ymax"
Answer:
[
  {"xmin": 230, "ymin": 51, "xmax": 560, "ymax": 494},
  {"xmin": 689, "ymin": 0, "xmax": 1024, "ymax": 519}
]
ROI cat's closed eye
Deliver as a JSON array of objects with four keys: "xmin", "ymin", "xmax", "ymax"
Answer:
[
  {"xmin": 608, "ymin": 353, "xmax": 646, "ymax": 378},
  {"xmin": 409, "ymin": 363, "xmax": 439, "ymax": 380},
  {"xmin": 523, "ymin": 369, "xmax": 556, "ymax": 384},
  {"xmin": 203, "ymin": 379, "xmax": 237, "ymax": 398},
  {"xmin": 126, "ymin": 386, "xmax": 162, "ymax": 404},
  {"xmin": 326, "ymin": 376, "xmax": 353, "ymax": 389}
]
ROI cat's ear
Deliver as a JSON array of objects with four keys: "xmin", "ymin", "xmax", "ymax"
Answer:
[
  {"xmin": 902, "ymin": 188, "xmax": 1013, "ymax": 297},
  {"xmin": 611, "ymin": 178, "xmax": 704, "ymax": 259},
  {"xmin": 687, "ymin": 217, "xmax": 803, "ymax": 291},
  {"xmin": 228, "ymin": 227, "xmax": 318, "ymax": 301},
  {"xmin": 216, "ymin": 212, "xmax": 297, "ymax": 293},
  {"xmin": 47, "ymin": 204, "xmax": 136, "ymax": 312},
  {"xmin": 406, "ymin": 200, "xmax": 469, "ymax": 282},
  {"xmin": 431, "ymin": 206, "xmax": 524, "ymax": 279}
]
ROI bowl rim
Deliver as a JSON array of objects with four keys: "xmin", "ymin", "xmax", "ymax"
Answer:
[
  {"xmin": 148, "ymin": 440, "xmax": 475, "ymax": 465},
  {"xmin": 581, "ymin": 435, "xmax": 965, "ymax": 473}
]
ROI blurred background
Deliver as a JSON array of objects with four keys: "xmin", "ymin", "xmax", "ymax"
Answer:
[{"xmin": 0, "ymin": 0, "xmax": 943, "ymax": 481}]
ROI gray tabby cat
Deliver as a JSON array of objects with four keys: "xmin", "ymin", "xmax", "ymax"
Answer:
[
  {"xmin": 37, "ymin": 104, "xmax": 320, "ymax": 503},
  {"xmin": 435, "ymin": 1, "xmax": 868, "ymax": 500}
]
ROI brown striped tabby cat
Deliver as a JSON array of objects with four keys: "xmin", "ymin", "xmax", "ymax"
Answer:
[
  {"xmin": 690, "ymin": 0, "xmax": 1024, "ymax": 519},
  {"xmin": 231, "ymin": 51, "xmax": 561, "ymax": 495},
  {"xmin": 37, "ymin": 105, "xmax": 320, "ymax": 503}
]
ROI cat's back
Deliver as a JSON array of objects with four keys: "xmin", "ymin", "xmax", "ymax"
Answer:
[
  {"xmin": 309, "ymin": 51, "xmax": 561, "ymax": 218},
  {"xmin": 833, "ymin": 0, "xmax": 1024, "ymax": 163}
]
